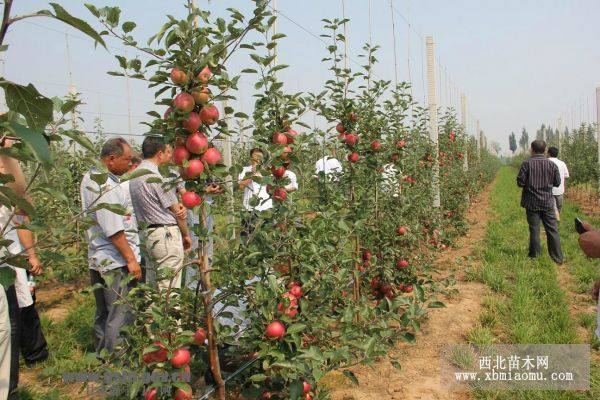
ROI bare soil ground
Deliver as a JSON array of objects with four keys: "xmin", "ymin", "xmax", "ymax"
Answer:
[
  {"xmin": 566, "ymin": 186, "xmax": 600, "ymax": 217},
  {"xmin": 324, "ymin": 185, "xmax": 495, "ymax": 400}
]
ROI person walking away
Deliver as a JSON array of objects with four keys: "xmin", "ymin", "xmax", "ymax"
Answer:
[
  {"xmin": 547, "ymin": 146, "xmax": 569, "ymax": 221},
  {"xmin": 80, "ymin": 138, "xmax": 142, "ymax": 357},
  {"xmin": 516, "ymin": 140, "xmax": 563, "ymax": 264},
  {"xmin": 129, "ymin": 136, "xmax": 191, "ymax": 290},
  {"xmin": 238, "ymin": 148, "xmax": 272, "ymax": 237}
]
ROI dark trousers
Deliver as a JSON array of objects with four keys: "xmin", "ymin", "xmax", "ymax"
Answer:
[
  {"xmin": 90, "ymin": 268, "xmax": 135, "ymax": 356},
  {"xmin": 526, "ymin": 208, "xmax": 563, "ymax": 264},
  {"xmin": 19, "ymin": 292, "xmax": 49, "ymax": 365},
  {"xmin": 5, "ymin": 285, "xmax": 19, "ymax": 400}
]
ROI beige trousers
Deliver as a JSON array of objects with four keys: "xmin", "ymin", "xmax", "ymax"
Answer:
[
  {"xmin": 143, "ymin": 226, "xmax": 184, "ymax": 291},
  {"xmin": 0, "ymin": 283, "xmax": 10, "ymax": 400}
]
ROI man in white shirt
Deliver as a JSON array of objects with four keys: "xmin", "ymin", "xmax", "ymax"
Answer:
[
  {"xmin": 547, "ymin": 147, "xmax": 569, "ymax": 221},
  {"xmin": 315, "ymin": 145, "xmax": 343, "ymax": 181},
  {"xmin": 282, "ymin": 161, "xmax": 298, "ymax": 194},
  {"xmin": 238, "ymin": 148, "xmax": 272, "ymax": 237}
]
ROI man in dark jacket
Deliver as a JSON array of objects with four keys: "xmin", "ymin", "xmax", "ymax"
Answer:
[{"xmin": 516, "ymin": 140, "xmax": 563, "ymax": 264}]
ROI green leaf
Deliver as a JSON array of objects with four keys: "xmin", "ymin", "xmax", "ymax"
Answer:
[
  {"xmin": 414, "ymin": 284, "xmax": 425, "ymax": 302},
  {"xmin": 91, "ymin": 203, "xmax": 128, "ymax": 215},
  {"xmin": 47, "ymin": 3, "xmax": 107, "ymax": 48},
  {"xmin": 342, "ymin": 370, "xmax": 359, "ymax": 386},
  {"xmin": 390, "ymin": 359, "xmax": 402, "ymax": 370},
  {"xmin": 0, "ymin": 186, "xmax": 35, "ymax": 216},
  {"xmin": 286, "ymin": 323, "xmax": 306, "ymax": 334},
  {"xmin": 0, "ymin": 267, "xmax": 16, "ymax": 289},
  {"xmin": 8, "ymin": 122, "xmax": 51, "ymax": 167},
  {"xmin": 428, "ymin": 301, "xmax": 446, "ymax": 308},
  {"xmin": 289, "ymin": 380, "xmax": 303, "ymax": 399},
  {"xmin": 400, "ymin": 332, "xmax": 415, "ymax": 343},
  {"xmin": 122, "ymin": 21, "xmax": 136, "ymax": 33},
  {"xmin": 271, "ymin": 33, "xmax": 286, "ymax": 40},
  {"xmin": 61, "ymin": 130, "xmax": 95, "ymax": 152},
  {"xmin": 60, "ymin": 99, "xmax": 81, "ymax": 115},
  {"xmin": 0, "ymin": 80, "xmax": 53, "ymax": 132}
]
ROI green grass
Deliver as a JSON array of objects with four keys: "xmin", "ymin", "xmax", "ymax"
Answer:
[
  {"xmin": 17, "ymin": 294, "xmax": 98, "ymax": 399},
  {"xmin": 470, "ymin": 166, "xmax": 600, "ymax": 399}
]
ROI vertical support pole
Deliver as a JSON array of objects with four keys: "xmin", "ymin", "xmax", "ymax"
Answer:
[
  {"xmin": 460, "ymin": 93, "xmax": 468, "ymax": 172},
  {"xmin": 341, "ymin": 0, "xmax": 349, "ymax": 97},
  {"xmin": 476, "ymin": 119, "xmax": 481, "ymax": 159},
  {"xmin": 426, "ymin": 36, "xmax": 440, "ymax": 210},
  {"xmin": 124, "ymin": 48, "xmax": 132, "ymax": 136},
  {"xmin": 460, "ymin": 93, "xmax": 469, "ymax": 203},
  {"xmin": 596, "ymin": 87, "xmax": 600, "ymax": 196},
  {"xmin": 557, "ymin": 117, "xmax": 563, "ymax": 149},
  {"xmin": 389, "ymin": 0, "xmax": 399, "ymax": 87}
]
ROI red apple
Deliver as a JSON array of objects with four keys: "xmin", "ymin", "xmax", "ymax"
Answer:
[
  {"xmin": 396, "ymin": 259, "xmax": 409, "ymax": 269},
  {"xmin": 336, "ymin": 122, "xmax": 345, "ymax": 133},
  {"xmin": 344, "ymin": 133, "xmax": 358, "ymax": 147},
  {"xmin": 280, "ymin": 146, "xmax": 292, "ymax": 160},
  {"xmin": 265, "ymin": 321, "xmax": 286, "ymax": 339},
  {"xmin": 192, "ymin": 327, "xmax": 207, "ymax": 346},
  {"xmin": 348, "ymin": 152, "xmax": 359, "ymax": 163},
  {"xmin": 370, "ymin": 140, "xmax": 382, "ymax": 150},
  {"xmin": 170, "ymin": 348, "xmax": 191, "ymax": 368},
  {"xmin": 289, "ymin": 285, "xmax": 303, "ymax": 298},
  {"xmin": 182, "ymin": 191, "xmax": 202, "ymax": 209},
  {"xmin": 173, "ymin": 93, "xmax": 195, "ymax": 113},
  {"xmin": 174, "ymin": 383, "xmax": 193, "ymax": 400},
  {"xmin": 284, "ymin": 307, "xmax": 298, "ymax": 318},
  {"xmin": 273, "ymin": 187, "xmax": 287, "ymax": 202},
  {"xmin": 201, "ymin": 147, "xmax": 222, "ymax": 165},
  {"xmin": 303, "ymin": 381, "xmax": 312, "ymax": 394},
  {"xmin": 396, "ymin": 140, "xmax": 406, "ymax": 148},
  {"xmin": 349, "ymin": 112, "xmax": 357, "ymax": 122},
  {"xmin": 391, "ymin": 153, "xmax": 399, "ymax": 162},
  {"xmin": 170, "ymin": 68, "xmax": 189, "ymax": 86},
  {"xmin": 272, "ymin": 131, "xmax": 288, "ymax": 146},
  {"xmin": 182, "ymin": 112, "xmax": 202, "ymax": 133},
  {"xmin": 403, "ymin": 285, "xmax": 413, "ymax": 293},
  {"xmin": 277, "ymin": 292, "xmax": 298, "ymax": 311},
  {"xmin": 286, "ymin": 127, "xmax": 299, "ymax": 136},
  {"xmin": 197, "ymin": 66, "xmax": 212, "ymax": 83},
  {"xmin": 397, "ymin": 226, "xmax": 408, "ymax": 235},
  {"xmin": 200, "ymin": 104, "xmax": 219, "ymax": 125},
  {"xmin": 449, "ymin": 131, "xmax": 456, "ymax": 141},
  {"xmin": 272, "ymin": 166, "xmax": 286, "ymax": 179},
  {"xmin": 144, "ymin": 341, "xmax": 168, "ymax": 363},
  {"xmin": 144, "ymin": 387, "xmax": 159, "ymax": 400},
  {"xmin": 182, "ymin": 159, "xmax": 204, "ymax": 179},
  {"xmin": 173, "ymin": 146, "xmax": 191, "ymax": 166},
  {"xmin": 185, "ymin": 131, "xmax": 208, "ymax": 154},
  {"xmin": 191, "ymin": 86, "xmax": 211, "ymax": 105}
]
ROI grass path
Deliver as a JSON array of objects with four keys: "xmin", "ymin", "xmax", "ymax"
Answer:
[{"xmin": 470, "ymin": 166, "xmax": 599, "ymax": 400}]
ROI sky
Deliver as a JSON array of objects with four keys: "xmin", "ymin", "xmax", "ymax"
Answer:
[{"xmin": 2, "ymin": 0, "xmax": 600, "ymax": 155}]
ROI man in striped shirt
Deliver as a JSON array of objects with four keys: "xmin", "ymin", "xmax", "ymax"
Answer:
[{"xmin": 516, "ymin": 140, "xmax": 563, "ymax": 264}]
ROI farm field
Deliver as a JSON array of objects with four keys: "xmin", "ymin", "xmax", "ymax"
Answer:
[
  {"xmin": 0, "ymin": 1, "xmax": 599, "ymax": 400},
  {"xmin": 14, "ymin": 166, "xmax": 600, "ymax": 399}
]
